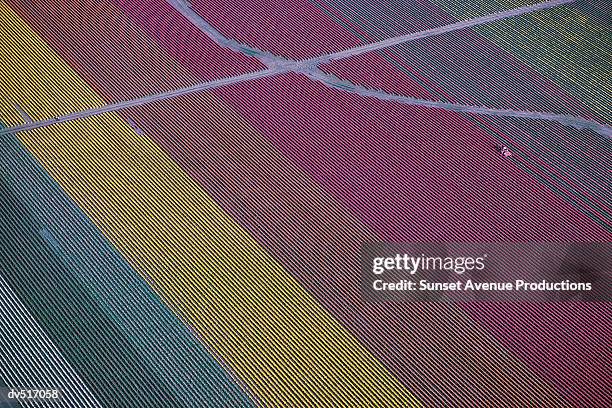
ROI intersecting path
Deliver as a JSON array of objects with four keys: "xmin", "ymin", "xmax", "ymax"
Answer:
[
  {"xmin": 168, "ymin": 0, "xmax": 611, "ymax": 137},
  {"xmin": 2, "ymin": 0, "xmax": 609, "ymax": 137}
]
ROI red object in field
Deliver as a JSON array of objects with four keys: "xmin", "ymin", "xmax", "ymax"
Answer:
[{"xmin": 498, "ymin": 145, "xmax": 512, "ymax": 157}]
